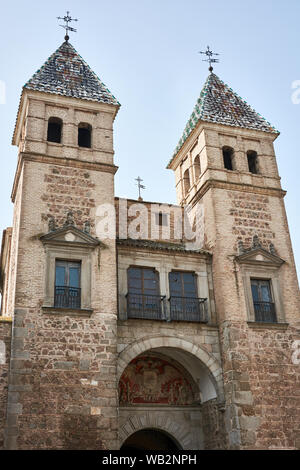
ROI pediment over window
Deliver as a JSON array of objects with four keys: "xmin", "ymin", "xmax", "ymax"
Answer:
[
  {"xmin": 40, "ymin": 225, "xmax": 103, "ymax": 249},
  {"xmin": 236, "ymin": 247, "xmax": 285, "ymax": 267}
]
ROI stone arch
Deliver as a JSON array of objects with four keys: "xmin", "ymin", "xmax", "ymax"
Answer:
[
  {"xmin": 117, "ymin": 335, "xmax": 224, "ymax": 401},
  {"xmin": 119, "ymin": 412, "xmax": 193, "ymax": 450}
]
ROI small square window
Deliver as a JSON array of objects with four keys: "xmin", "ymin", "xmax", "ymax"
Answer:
[{"xmin": 155, "ymin": 212, "xmax": 168, "ymax": 227}]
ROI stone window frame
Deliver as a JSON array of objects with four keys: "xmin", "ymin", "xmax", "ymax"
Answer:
[
  {"xmin": 238, "ymin": 253, "xmax": 286, "ymax": 324},
  {"xmin": 40, "ymin": 226, "xmax": 101, "ymax": 315}
]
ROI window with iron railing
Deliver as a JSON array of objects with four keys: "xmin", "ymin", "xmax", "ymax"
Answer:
[
  {"xmin": 169, "ymin": 271, "xmax": 207, "ymax": 322},
  {"xmin": 251, "ymin": 279, "xmax": 277, "ymax": 323},
  {"xmin": 55, "ymin": 260, "xmax": 81, "ymax": 309},
  {"xmin": 124, "ymin": 267, "xmax": 208, "ymax": 323},
  {"xmin": 127, "ymin": 266, "xmax": 163, "ymax": 320}
]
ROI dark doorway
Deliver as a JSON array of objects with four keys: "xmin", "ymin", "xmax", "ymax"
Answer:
[{"xmin": 121, "ymin": 428, "xmax": 180, "ymax": 451}]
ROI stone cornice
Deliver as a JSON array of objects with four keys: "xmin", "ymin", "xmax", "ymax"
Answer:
[
  {"xmin": 188, "ymin": 178, "xmax": 286, "ymax": 208},
  {"xmin": 117, "ymin": 239, "xmax": 212, "ymax": 259},
  {"xmin": 11, "ymin": 152, "xmax": 118, "ymax": 202}
]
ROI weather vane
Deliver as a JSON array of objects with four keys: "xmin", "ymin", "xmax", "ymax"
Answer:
[
  {"xmin": 199, "ymin": 46, "xmax": 220, "ymax": 73},
  {"xmin": 57, "ymin": 11, "xmax": 78, "ymax": 41},
  {"xmin": 135, "ymin": 176, "xmax": 146, "ymax": 201}
]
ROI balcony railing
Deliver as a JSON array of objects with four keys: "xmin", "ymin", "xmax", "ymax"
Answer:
[
  {"xmin": 123, "ymin": 293, "xmax": 208, "ymax": 322},
  {"xmin": 54, "ymin": 286, "xmax": 81, "ymax": 309},
  {"xmin": 253, "ymin": 301, "xmax": 277, "ymax": 323},
  {"xmin": 169, "ymin": 296, "xmax": 208, "ymax": 323},
  {"xmin": 126, "ymin": 293, "xmax": 166, "ymax": 320}
]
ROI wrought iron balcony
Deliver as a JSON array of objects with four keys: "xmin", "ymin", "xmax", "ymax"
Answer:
[
  {"xmin": 54, "ymin": 286, "xmax": 81, "ymax": 309},
  {"xmin": 126, "ymin": 293, "xmax": 166, "ymax": 320},
  {"xmin": 123, "ymin": 293, "xmax": 208, "ymax": 323},
  {"xmin": 169, "ymin": 296, "xmax": 208, "ymax": 322},
  {"xmin": 253, "ymin": 301, "xmax": 277, "ymax": 323}
]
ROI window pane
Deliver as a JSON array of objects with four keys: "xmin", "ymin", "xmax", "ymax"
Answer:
[
  {"xmin": 184, "ymin": 283, "xmax": 197, "ymax": 296},
  {"xmin": 128, "ymin": 268, "xmax": 142, "ymax": 279},
  {"xmin": 143, "ymin": 269, "xmax": 156, "ymax": 280},
  {"xmin": 169, "ymin": 272, "xmax": 182, "ymax": 296},
  {"xmin": 143, "ymin": 279, "xmax": 157, "ymax": 290},
  {"xmin": 55, "ymin": 266, "xmax": 65, "ymax": 286},
  {"xmin": 182, "ymin": 272, "xmax": 194, "ymax": 284},
  {"xmin": 128, "ymin": 278, "xmax": 142, "ymax": 289},
  {"xmin": 260, "ymin": 284, "xmax": 271, "ymax": 302},
  {"xmin": 251, "ymin": 282, "xmax": 259, "ymax": 302},
  {"xmin": 69, "ymin": 267, "xmax": 80, "ymax": 288},
  {"xmin": 183, "ymin": 273, "xmax": 197, "ymax": 297}
]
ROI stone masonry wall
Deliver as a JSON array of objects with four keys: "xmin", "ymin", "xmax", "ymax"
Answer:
[
  {"xmin": 229, "ymin": 192, "xmax": 273, "ymax": 251},
  {"xmin": 41, "ymin": 165, "xmax": 96, "ymax": 232},
  {"xmin": 201, "ymin": 398, "xmax": 228, "ymax": 449},
  {"xmin": 0, "ymin": 319, "xmax": 12, "ymax": 449},
  {"xmin": 220, "ymin": 321, "xmax": 300, "ymax": 449},
  {"xmin": 5, "ymin": 158, "xmax": 119, "ymax": 450}
]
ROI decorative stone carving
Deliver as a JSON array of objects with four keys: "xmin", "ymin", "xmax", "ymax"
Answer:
[
  {"xmin": 64, "ymin": 210, "xmax": 75, "ymax": 227},
  {"xmin": 252, "ymin": 234, "xmax": 262, "ymax": 249},
  {"xmin": 237, "ymin": 240, "xmax": 245, "ymax": 255},
  {"xmin": 84, "ymin": 220, "xmax": 91, "ymax": 234},
  {"xmin": 48, "ymin": 216, "xmax": 56, "ymax": 232}
]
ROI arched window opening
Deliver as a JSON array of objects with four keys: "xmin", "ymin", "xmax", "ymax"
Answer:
[
  {"xmin": 222, "ymin": 146, "xmax": 234, "ymax": 170},
  {"xmin": 247, "ymin": 150, "xmax": 258, "ymax": 174},
  {"xmin": 183, "ymin": 169, "xmax": 191, "ymax": 195},
  {"xmin": 47, "ymin": 117, "xmax": 62, "ymax": 143},
  {"xmin": 194, "ymin": 155, "xmax": 201, "ymax": 180},
  {"xmin": 78, "ymin": 123, "xmax": 92, "ymax": 148}
]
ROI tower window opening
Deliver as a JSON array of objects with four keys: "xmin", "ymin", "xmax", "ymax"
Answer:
[
  {"xmin": 78, "ymin": 123, "xmax": 92, "ymax": 148},
  {"xmin": 247, "ymin": 151, "xmax": 258, "ymax": 174},
  {"xmin": 47, "ymin": 117, "xmax": 62, "ymax": 143},
  {"xmin": 194, "ymin": 154, "xmax": 201, "ymax": 180},
  {"xmin": 183, "ymin": 169, "xmax": 191, "ymax": 195},
  {"xmin": 222, "ymin": 147, "xmax": 234, "ymax": 170}
]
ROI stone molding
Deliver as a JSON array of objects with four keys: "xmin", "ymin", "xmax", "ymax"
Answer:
[
  {"xmin": 117, "ymin": 335, "xmax": 224, "ymax": 401},
  {"xmin": 189, "ymin": 178, "xmax": 286, "ymax": 209},
  {"xmin": 11, "ymin": 152, "xmax": 118, "ymax": 202},
  {"xmin": 119, "ymin": 411, "xmax": 193, "ymax": 450}
]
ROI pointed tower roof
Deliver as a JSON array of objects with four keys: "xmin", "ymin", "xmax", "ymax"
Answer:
[
  {"xmin": 24, "ymin": 40, "xmax": 119, "ymax": 105},
  {"xmin": 170, "ymin": 73, "xmax": 279, "ymax": 164}
]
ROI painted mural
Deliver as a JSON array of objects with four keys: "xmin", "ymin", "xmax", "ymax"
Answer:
[{"xmin": 119, "ymin": 356, "xmax": 195, "ymax": 405}]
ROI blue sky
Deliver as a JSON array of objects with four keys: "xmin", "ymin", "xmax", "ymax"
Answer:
[{"xmin": 0, "ymin": 0, "xmax": 299, "ymax": 276}]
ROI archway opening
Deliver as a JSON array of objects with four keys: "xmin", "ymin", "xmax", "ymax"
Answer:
[{"xmin": 121, "ymin": 428, "xmax": 180, "ymax": 451}]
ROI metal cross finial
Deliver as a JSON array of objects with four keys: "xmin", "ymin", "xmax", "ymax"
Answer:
[
  {"xmin": 199, "ymin": 46, "xmax": 220, "ymax": 73},
  {"xmin": 135, "ymin": 176, "xmax": 146, "ymax": 201},
  {"xmin": 57, "ymin": 11, "xmax": 78, "ymax": 41}
]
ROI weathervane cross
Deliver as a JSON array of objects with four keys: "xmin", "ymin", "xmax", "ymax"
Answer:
[
  {"xmin": 57, "ymin": 11, "xmax": 78, "ymax": 41},
  {"xmin": 135, "ymin": 176, "xmax": 146, "ymax": 201},
  {"xmin": 199, "ymin": 46, "xmax": 220, "ymax": 73}
]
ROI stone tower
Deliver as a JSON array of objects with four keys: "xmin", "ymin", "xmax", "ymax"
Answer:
[
  {"xmin": 168, "ymin": 72, "xmax": 300, "ymax": 449},
  {"xmin": 2, "ymin": 40, "xmax": 120, "ymax": 449}
]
